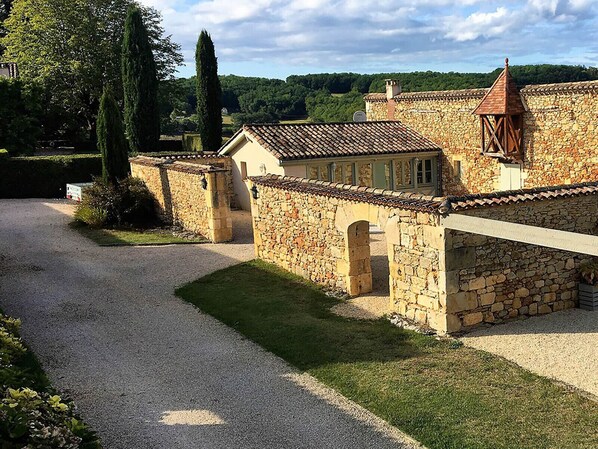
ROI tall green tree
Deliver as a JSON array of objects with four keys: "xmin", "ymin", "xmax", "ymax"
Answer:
[
  {"xmin": 122, "ymin": 6, "xmax": 159, "ymax": 153},
  {"xmin": 1, "ymin": 0, "xmax": 181, "ymax": 140},
  {"xmin": 0, "ymin": 78, "xmax": 42, "ymax": 155},
  {"xmin": 0, "ymin": 0, "xmax": 12, "ymax": 56},
  {"xmin": 97, "ymin": 89, "xmax": 129, "ymax": 184},
  {"xmin": 195, "ymin": 30, "xmax": 222, "ymax": 151}
]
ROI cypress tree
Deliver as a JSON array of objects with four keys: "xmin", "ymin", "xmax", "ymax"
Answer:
[
  {"xmin": 121, "ymin": 6, "xmax": 159, "ymax": 153},
  {"xmin": 195, "ymin": 30, "xmax": 222, "ymax": 151},
  {"xmin": 97, "ymin": 89, "xmax": 129, "ymax": 183}
]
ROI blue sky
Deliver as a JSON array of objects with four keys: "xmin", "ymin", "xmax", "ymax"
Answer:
[{"xmin": 139, "ymin": 0, "xmax": 598, "ymax": 79}]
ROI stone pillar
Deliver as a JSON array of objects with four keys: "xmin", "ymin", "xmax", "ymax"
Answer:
[
  {"xmin": 205, "ymin": 171, "xmax": 233, "ymax": 243},
  {"xmin": 344, "ymin": 220, "xmax": 372, "ymax": 296}
]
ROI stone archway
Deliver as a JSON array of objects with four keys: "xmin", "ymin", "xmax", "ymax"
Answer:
[{"xmin": 335, "ymin": 203, "xmax": 397, "ymax": 297}]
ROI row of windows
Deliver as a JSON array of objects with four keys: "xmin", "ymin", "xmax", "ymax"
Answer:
[{"xmin": 307, "ymin": 158, "xmax": 435, "ymax": 190}]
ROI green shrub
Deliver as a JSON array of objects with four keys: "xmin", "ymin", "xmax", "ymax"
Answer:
[
  {"xmin": 0, "ymin": 150, "xmax": 9, "ymax": 161},
  {"xmin": 0, "ymin": 154, "xmax": 102, "ymax": 198},
  {"xmin": 0, "ymin": 79, "xmax": 43, "ymax": 156},
  {"xmin": 0, "ymin": 311, "xmax": 100, "ymax": 448},
  {"xmin": 183, "ymin": 133, "xmax": 202, "ymax": 152},
  {"xmin": 73, "ymin": 206, "xmax": 108, "ymax": 228},
  {"xmin": 0, "ymin": 387, "xmax": 99, "ymax": 448},
  {"xmin": 231, "ymin": 112, "xmax": 278, "ymax": 131},
  {"xmin": 75, "ymin": 177, "xmax": 156, "ymax": 227},
  {"xmin": 0, "ymin": 325, "xmax": 26, "ymax": 365}
]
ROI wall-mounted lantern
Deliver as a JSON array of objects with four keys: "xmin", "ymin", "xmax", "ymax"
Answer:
[
  {"xmin": 201, "ymin": 176, "xmax": 208, "ymax": 190},
  {"xmin": 250, "ymin": 185, "xmax": 259, "ymax": 199}
]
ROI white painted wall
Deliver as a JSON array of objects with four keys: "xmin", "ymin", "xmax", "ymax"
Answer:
[{"xmin": 230, "ymin": 139, "xmax": 285, "ymax": 210}]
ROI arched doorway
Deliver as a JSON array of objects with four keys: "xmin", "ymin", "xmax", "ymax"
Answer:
[{"xmin": 345, "ymin": 220, "xmax": 372, "ymax": 296}]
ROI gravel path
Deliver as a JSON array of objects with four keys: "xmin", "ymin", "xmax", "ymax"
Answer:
[
  {"xmin": 0, "ymin": 199, "xmax": 420, "ymax": 449},
  {"xmin": 461, "ymin": 309, "xmax": 598, "ymax": 398}
]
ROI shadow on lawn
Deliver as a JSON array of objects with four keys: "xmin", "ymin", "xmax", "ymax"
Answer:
[{"xmin": 175, "ymin": 260, "xmax": 434, "ymax": 371}]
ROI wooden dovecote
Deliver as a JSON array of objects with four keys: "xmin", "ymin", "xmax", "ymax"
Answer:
[{"xmin": 473, "ymin": 58, "xmax": 526, "ymax": 162}]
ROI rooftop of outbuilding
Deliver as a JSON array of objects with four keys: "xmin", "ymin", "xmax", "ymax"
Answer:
[{"xmin": 220, "ymin": 121, "xmax": 442, "ymax": 162}]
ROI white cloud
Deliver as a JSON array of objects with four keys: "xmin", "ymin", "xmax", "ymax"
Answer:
[
  {"xmin": 444, "ymin": 7, "xmax": 523, "ymax": 42},
  {"xmin": 140, "ymin": 0, "xmax": 598, "ymax": 77}
]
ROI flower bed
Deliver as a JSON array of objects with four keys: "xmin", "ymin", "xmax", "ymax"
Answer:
[{"xmin": 0, "ymin": 312, "xmax": 101, "ymax": 448}]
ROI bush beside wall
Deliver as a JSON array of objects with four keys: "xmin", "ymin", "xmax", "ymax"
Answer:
[{"xmin": 0, "ymin": 154, "xmax": 102, "ymax": 198}]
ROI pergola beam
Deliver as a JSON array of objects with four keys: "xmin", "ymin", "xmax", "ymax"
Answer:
[{"xmin": 441, "ymin": 214, "xmax": 598, "ymax": 256}]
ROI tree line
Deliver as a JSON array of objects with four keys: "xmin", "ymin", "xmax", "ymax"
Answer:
[
  {"xmin": 0, "ymin": 0, "xmax": 223, "ymax": 154},
  {"xmin": 159, "ymin": 64, "xmax": 598, "ymax": 131},
  {"xmin": 1, "ymin": 0, "xmax": 597, "ymax": 147}
]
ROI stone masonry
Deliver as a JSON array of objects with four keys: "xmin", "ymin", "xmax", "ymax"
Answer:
[
  {"xmin": 160, "ymin": 154, "xmax": 236, "ymax": 209},
  {"xmin": 249, "ymin": 175, "xmax": 598, "ymax": 334},
  {"xmin": 249, "ymin": 175, "xmax": 450, "ymax": 333},
  {"xmin": 366, "ymin": 81, "xmax": 598, "ymax": 195},
  {"xmin": 443, "ymin": 195, "xmax": 598, "ymax": 331},
  {"xmin": 130, "ymin": 156, "xmax": 232, "ymax": 243}
]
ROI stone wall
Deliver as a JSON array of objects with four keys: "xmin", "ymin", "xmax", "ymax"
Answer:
[
  {"xmin": 250, "ymin": 182, "xmax": 347, "ymax": 290},
  {"xmin": 161, "ymin": 154, "xmax": 236, "ymax": 209},
  {"xmin": 366, "ymin": 81, "xmax": 598, "ymax": 195},
  {"xmin": 249, "ymin": 175, "xmax": 449, "ymax": 331},
  {"xmin": 443, "ymin": 195, "xmax": 598, "ymax": 331},
  {"xmin": 387, "ymin": 209, "xmax": 447, "ymax": 331},
  {"xmin": 249, "ymin": 175, "xmax": 598, "ymax": 334},
  {"xmin": 130, "ymin": 156, "xmax": 232, "ymax": 243}
]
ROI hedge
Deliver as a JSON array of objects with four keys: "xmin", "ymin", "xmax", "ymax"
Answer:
[{"xmin": 0, "ymin": 154, "xmax": 102, "ymax": 198}]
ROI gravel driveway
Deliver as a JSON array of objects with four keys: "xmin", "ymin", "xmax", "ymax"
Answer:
[
  {"xmin": 461, "ymin": 309, "xmax": 598, "ymax": 398},
  {"xmin": 0, "ymin": 199, "xmax": 419, "ymax": 449}
]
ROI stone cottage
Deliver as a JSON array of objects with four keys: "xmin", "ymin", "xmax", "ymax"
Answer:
[
  {"xmin": 365, "ymin": 60, "xmax": 598, "ymax": 195},
  {"xmin": 132, "ymin": 60, "xmax": 598, "ymax": 334},
  {"xmin": 218, "ymin": 122, "xmax": 442, "ymax": 210}
]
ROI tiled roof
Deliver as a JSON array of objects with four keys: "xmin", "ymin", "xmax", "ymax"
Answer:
[
  {"xmin": 239, "ymin": 121, "xmax": 441, "ymax": 162},
  {"xmin": 250, "ymin": 175, "xmax": 442, "ymax": 212},
  {"xmin": 363, "ymin": 93, "xmax": 387, "ymax": 102},
  {"xmin": 364, "ymin": 79, "xmax": 598, "ymax": 105},
  {"xmin": 473, "ymin": 60, "xmax": 526, "ymax": 115},
  {"xmin": 364, "ymin": 89, "xmax": 488, "ymax": 102},
  {"xmin": 520, "ymin": 80, "xmax": 598, "ymax": 95},
  {"xmin": 447, "ymin": 182, "xmax": 598, "ymax": 211},
  {"xmin": 250, "ymin": 175, "xmax": 598, "ymax": 215},
  {"xmin": 129, "ymin": 156, "xmax": 225, "ymax": 175}
]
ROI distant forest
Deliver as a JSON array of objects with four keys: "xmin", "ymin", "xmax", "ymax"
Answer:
[{"xmin": 159, "ymin": 64, "xmax": 598, "ymax": 133}]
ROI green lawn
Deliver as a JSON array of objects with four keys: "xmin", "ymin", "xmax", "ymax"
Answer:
[
  {"xmin": 70, "ymin": 222, "xmax": 208, "ymax": 246},
  {"xmin": 279, "ymin": 117, "xmax": 312, "ymax": 124},
  {"xmin": 176, "ymin": 260, "xmax": 598, "ymax": 449}
]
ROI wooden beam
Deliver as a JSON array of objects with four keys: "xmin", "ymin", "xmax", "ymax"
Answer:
[
  {"xmin": 483, "ymin": 116, "xmax": 504, "ymax": 154},
  {"xmin": 441, "ymin": 214, "xmax": 598, "ymax": 256}
]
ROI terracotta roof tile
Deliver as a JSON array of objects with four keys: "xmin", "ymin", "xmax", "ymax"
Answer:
[
  {"xmin": 447, "ymin": 182, "xmax": 598, "ymax": 211},
  {"xmin": 520, "ymin": 80, "xmax": 598, "ymax": 95},
  {"xmin": 365, "ymin": 80, "xmax": 598, "ymax": 105},
  {"xmin": 474, "ymin": 60, "xmax": 526, "ymax": 115},
  {"xmin": 129, "ymin": 156, "xmax": 225, "ymax": 175},
  {"xmin": 240, "ymin": 121, "xmax": 441, "ymax": 162},
  {"xmin": 250, "ymin": 176, "xmax": 598, "ymax": 216},
  {"xmin": 250, "ymin": 175, "xmax": 441, "ymax": 212}
]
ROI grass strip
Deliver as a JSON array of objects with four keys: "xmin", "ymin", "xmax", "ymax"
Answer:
[
  {"xmin": 176, "ymin": 260, "xmax": 598, "ymax": 449},
  {"xmin": 70, "ymin": 222, "xmax": 208, "ymax": 246}
]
